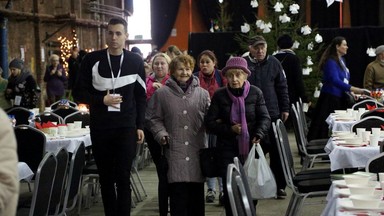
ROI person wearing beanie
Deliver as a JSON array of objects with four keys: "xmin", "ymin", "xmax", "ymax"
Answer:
[
  {"xmin": 5, "ymin": 58, "xmax": 38, "ymax": 108},
  {"xmin": 205, "ymin": 56, "xmax": 271, "ymax": 216},
  {"xmin": 274, "ymin": 34, "xmax": 310, "ymax": 107},
  {"xmin": 243, "ymin": 35, "xmax": 290, "ymax": 200},
  {"xmin": 363, "ymin": 45, "xmax": 384, "ymax": 90}
]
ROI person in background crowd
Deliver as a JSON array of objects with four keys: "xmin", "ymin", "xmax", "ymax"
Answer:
[
  {"xmin": 205, "ymin": 57, "xmax": 271, "ymax": 216},
  {"xmin": 0, "ymin": 67, "xmax": 11, "ymax": 109},
  {"xmin": 67, "ymin": 46, "xmax": 79, "ymax": 93},
  {"xmin": 144, "ymin": 52, "xmax": 171, "ymax": 216},
  {"xmin": 0, "ymin": 108, "xmax": 19, "ymax": 216},
  {"xmin": 308, "ymin": 36, "xmax": 367, "ymax": 141},
  {"xmin": 166, "ymin": 45, "xmax": 182, "ymax": 59},
  {"xmin": 244, "ymin": 35, "xmax": 290, "ymax": 199},
  {"xmin": 148, "ymin": 55, "xmax": 210, "ymax": 216},
  {"xmin": 5, "ymin": 58, "xmax": 38, "ymax": 109},
  {"xmin": 274, "ymin": 34, "xmax": 310, "ymax": 106},
  {"xmin": 73, "ymin": 17, "xmax": 146, "ymax": 216},
  {"xmin": 131, "ymin": 46, "xmax": 144, "ymax": 59},
  {"xmin": 144, "ymin": 62, "xmax": 152, "ymax": 77},
  {"xmin": 44, "ymin": 54, "xmax": 67, "ymax": 106},
  {"xmin": 364, "ymin": 45, "xmax": 384, "ymax": 90},
  {"xmin": 194, "ymin": 50, "xmax": 227, "ymax": 205}
]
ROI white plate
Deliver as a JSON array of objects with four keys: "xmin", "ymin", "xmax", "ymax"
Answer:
[
  {"xmin": 336, "ymin": 188, "xmax": 350, "ymax": 196},
  {"xmin": 339, "ymin": 199, "xmax": 384, "ymax": 211},
  {"xmin": 64, "ymin": 131, "xmax": 88, "ymax": 138},
  {"xmin": 333, "ymin": 180, "xmax": 347, "ymax": 187}
]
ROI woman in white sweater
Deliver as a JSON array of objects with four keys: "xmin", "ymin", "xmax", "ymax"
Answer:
[{"xmin": 0, "ymin": 109, "xmax": 19, "ymax": 215}]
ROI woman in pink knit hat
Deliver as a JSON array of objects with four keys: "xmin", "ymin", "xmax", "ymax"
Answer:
[{"xmin": 205, "ymin": 57, "xmax": 271, "ymax": 216}]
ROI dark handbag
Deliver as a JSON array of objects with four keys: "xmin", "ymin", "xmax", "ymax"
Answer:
[{"xmin": 199, "ymin": 147, "xmax": 219, "ymax": 177}]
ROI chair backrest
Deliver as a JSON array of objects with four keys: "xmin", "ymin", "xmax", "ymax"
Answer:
[
  {"xmin": 14, "ymin": 125, "xmax": 46, "ymax": 174},
  {"xmin": 296, "ymin": 99, "xmax": 308, "ymax": 135},
  {"xmin": 235, "ymin": 176, "xmax": 253, "ymax": 216},
  {"xmin": 50, "ymin": 99, "xmax": 77, "ymax": 110},
  {"xmin": 365, "ymin": 152, "xmax": 384, "ymax": 173},
  {"xmin": 6, "ymin": 107, "xmax": 32, "ymax": 126},
  {"xmin": 226, "ymin": 163, "xmax": 251, "ymax": 216},
  {"xmin": 36, "ymin": 111, "xmax": 64, "ymax": 124},
  {"xmin": 360, "ymin": 108, "xmax": 384, "ymax": 119},
  {"xmin": 52, "ymin": 106, "xmax": 79, "ymax": 120},
  {"xmin": 290, "ymin": 104, "xmax": 307, "ymax": 155},
  {"xmin": 29, "ymin": 152, "xmax": 57, "ymax": 216},
  {"xmin": 352, "ymin": 99, "xmax": 383, "ymax": 110},
  {"xmin": 49, "ymin": 147, "xmax": 69, "ymax": 215},
  {"xmin": 59, "ymin": 142, "xmax": 85, "ymax": 214},
  {"xmin": 351, "ymin": 116, "xmax": 384, "ymax": 132},
  {"xmin": 233, "ymin": 157, "xmax": 256, "ymax": 215},
  {"xmin": 274, "ymin": 120, "xmax": 296, "ymax": 189},
  {"xmin": 63, "ymin": 111, "xmax": 90, "ymax": 128}
]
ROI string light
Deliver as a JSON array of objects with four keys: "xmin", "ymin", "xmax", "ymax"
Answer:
[{"xmin": 58, "ymin": 29, "xmax": 78, "ymax": 75}]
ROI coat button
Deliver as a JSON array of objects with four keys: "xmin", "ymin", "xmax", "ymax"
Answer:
[
  {"xmin": 184, "ymin": 126, "xmax": 188, "ymax": 130},
  {"xmin": 183, "ymin": 110, "xmax": 187, "ymax": 114},
  {"xmin": 186, "ymin": 157, "xmax": 190, "ymax": 161},
  {"xmin": 182, "ymin": 96, "xmax": 186, "ymax": 99},
  {"xmin": 185, "ymin": 141, "xmax": 189, "ymax": 145}
]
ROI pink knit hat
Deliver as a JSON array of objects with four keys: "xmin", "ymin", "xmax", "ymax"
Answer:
[{"xmin": 221, "ymin": 57, "xmax": 251, "ymax": 76}]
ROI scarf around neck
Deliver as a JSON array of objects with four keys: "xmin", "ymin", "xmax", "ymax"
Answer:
[
  {"xmin": 198, "ymin": 70, "xmax": 219, "ymax": 98},
  {"xmin": 226, "ymin": 80, "xmax": 251, "ymax": 159}
]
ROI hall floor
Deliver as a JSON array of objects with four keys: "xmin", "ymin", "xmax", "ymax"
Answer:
[{"xmin": 76, "ymin": 132, "xmax": 327, "ymax": 216}]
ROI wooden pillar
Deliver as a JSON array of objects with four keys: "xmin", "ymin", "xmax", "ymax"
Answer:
[
  {"xmin": 305, "ymin": 0, "xmax": 311, "ymax": 25},
  {"xmin": 342, "ymin": 0, "xmax": 351, "ymax": 27},
  {"xmin": 258, "ymin": 0, "xmax": 268, "ymax": 19}
]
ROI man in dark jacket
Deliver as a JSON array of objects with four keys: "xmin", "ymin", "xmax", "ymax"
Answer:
[{"xmin": 244, "ymin": 35, "xmax": 290, "ymax": 199}]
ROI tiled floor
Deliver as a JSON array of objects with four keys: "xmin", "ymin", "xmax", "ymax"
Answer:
[{"xmin": 73, "ymin": 131, "xmax": 328, "ymax": 216}]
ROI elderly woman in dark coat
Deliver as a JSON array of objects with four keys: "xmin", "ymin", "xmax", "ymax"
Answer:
[{"xmin": 205, "ymin": 57, "xmax": 271, "ymax": 216}]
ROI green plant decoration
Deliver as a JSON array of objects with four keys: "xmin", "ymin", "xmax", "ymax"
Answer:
[{"xmin": 235, "ymin": 0, "xmax": 325, "ymax": 103}]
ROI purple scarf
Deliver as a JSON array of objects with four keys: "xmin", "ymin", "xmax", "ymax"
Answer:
[{"xmin": 226, "ymin": 81, "xmax": 251, "ymax": 158}]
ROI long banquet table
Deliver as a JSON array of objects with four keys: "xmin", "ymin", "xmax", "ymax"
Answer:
[
  {"xmin": 45, "ymin": 133, "xmax": 91, "ymax": 153},
  {"xmin": 325, "ymin": 138, "xmax": 380, "ymax": 171}
]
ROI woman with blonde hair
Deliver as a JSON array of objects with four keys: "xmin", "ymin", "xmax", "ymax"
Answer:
[{"xmin": 145, "ymin": 52, "xmax": 172, "ymax": 216}]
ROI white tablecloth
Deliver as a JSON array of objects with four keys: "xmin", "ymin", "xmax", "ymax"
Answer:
[
  {"xmin": 321, "ymin": 180, "xmax": 382, "ymax": 216},
  {"xmin": 325, "ymin": 138, "xmax": 380, "ymax": 171},
  {"xmin": 45, "ymin": 134, "xmax": 91, "ymax": 153},
  {"xmin": 18, "ymin": 162, "xmax": 34, "ymax": 182},
  {"xmin": 326, "ymin": 114, "xmax": 356, "ymax": 132}
]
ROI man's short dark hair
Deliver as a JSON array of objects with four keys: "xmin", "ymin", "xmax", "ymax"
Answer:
[{"xmin": 108, "ymin": 17, "xmax": 128, "ymax": 32}]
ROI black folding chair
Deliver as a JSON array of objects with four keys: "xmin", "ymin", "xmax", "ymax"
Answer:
[
  {"xmin": 52, "ymin": 106, "xmax": 78, "ymax": 120},
  {"xmin": 226, "ymin": 163, "xmax": 253, "ymax": 216},
  {"xmin": 36, "ymin": 111, "xmax": 64, "ymax": 124},
  {"xmin": 7, "ymin": 107, "xmax": 32, "ymax": 126},
  {"xmin": 57, "ymin": 143, "xmax": 85, "ymax": 215},
  {"xmin": 351, "ymin": 116, "xmax": 384, "ymax": 133},
  {"xmin": 352, "ymin": 99, "xmax": 383, "ymax": 110},
  {"xmin": 273, "ymin": 120, "xmax": 331, "ymax": 216},
  {"xmin": 16, "ymin": 152, "xmax": 57, "ymax": 216},
  {"xmin": 63, "ymin": 110, "xmax": 90, "ymax": 128},
  {"xmin": 14, "ymin": 125, "xmax": 46, "ymax": 174},
  {"xmin": 48, "ymin": 147, "xmax": 70, "ymax": 215}
]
